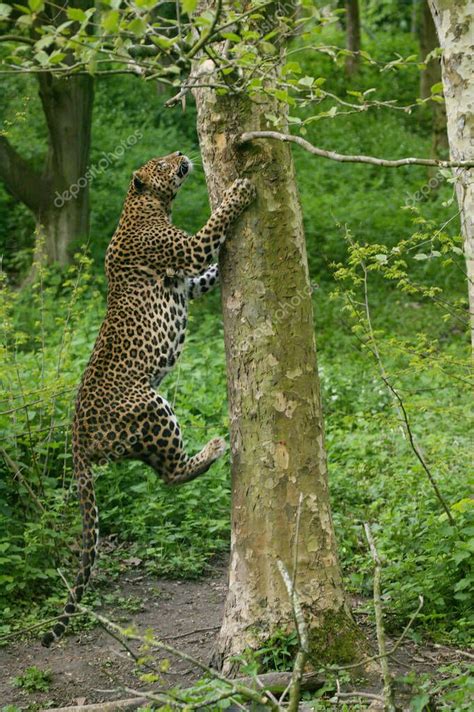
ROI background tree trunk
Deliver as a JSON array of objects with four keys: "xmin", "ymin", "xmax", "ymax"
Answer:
[
  {"xmin": 37, "ymin": 72, "xmax": 94, "ymax": 265},
  {"xmin": 0, "ymin": 0, "xmax": 94, "ymax": 267},
  {"xmin": 193, "ymin": 60, "xmax": 364, "ymax": 675},
  {"xmin": 345, "ymin": 0, "xmax": 361, "ymax": 75},
  {"xmin": 419, "ymin": 0, "xmax": 448, "ymax": 160},
  {"xmin": 428, "ymin": 0, "xmax": 474, "ymax": 351}
]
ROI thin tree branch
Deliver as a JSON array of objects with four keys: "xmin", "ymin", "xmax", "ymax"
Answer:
[
  {"xmin": 0, "ymin": 34, "xmax": 35, "ymax": 45},
  {"xmin": 77, "ymin": 606, "xmax": 281, "ymax": 712},
  {"xmin": 186, "ymin": 0, "xmax": 222, "ymax": 60},
  {"xmin": 354, "ymin": 251, "xmax": 456, "ymax": 525},
  {"xmin": 238, "ymin": 131, "xmax": 474, "ymax": 168},
  {"xmin": 0, "ymin": 446, "xmax": 46, "ymax": 513},
  {"xmin": 277, "ymin": 560, "xmax": 309, "ymax": 712},
  {"xmin": 364, "ymin": 524, "xmax": 395, "ymax": 712},
  {"xmin": 41, "ymin": 699, "xmax": 148, "ymax": 712}
]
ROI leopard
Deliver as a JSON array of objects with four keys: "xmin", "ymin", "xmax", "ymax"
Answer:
[{"xmin": 41, "ymin": 151, "xmax": 256, "ymax": 647}]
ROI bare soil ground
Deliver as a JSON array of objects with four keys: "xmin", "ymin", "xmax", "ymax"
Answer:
[
  {"xmin": 0, "ymin": 561, "xmax": 227, "ymax": 709},
  {"xmin": 0, "ymin": 560, "xmax": 471, "ymax": 710}
]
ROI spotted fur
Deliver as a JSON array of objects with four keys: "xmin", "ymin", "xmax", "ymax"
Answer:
[{"xmin": 42, "ymin": 152, "xmax": 255, "ymax": 647}]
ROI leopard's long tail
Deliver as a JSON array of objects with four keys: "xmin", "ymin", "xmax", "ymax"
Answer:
[{"xmin": 41, "ymin": 454, "xmax": 98, "ymax": 647}]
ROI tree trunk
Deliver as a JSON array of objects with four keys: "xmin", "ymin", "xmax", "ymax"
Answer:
[
  {"xmin": 420, "ymin": 0, "xmax": 448, "ymax": 160},
  {"xmin": 193, "ymin": 58, "xmax": 363, "ymax": 676},
  {"xmin": 37, "ymin": 72, "xmax": 94, "ymax": 265},
  {"xmin": 428, "ymin": 1, "xmax": 474, "ymax": 351},
  {"xmin": 345, "ymin": 0, "xmax": 361, "ymax": 75},
  {"xmin": 0, "ymin": 0, "xmax": 94, "ymax": 268}
]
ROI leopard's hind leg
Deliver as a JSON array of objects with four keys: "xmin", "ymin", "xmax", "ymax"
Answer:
[{"xmin": 137, "ymin": 394, "xmax": 226, "ymax": 484}]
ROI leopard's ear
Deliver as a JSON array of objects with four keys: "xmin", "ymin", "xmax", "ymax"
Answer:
[{"xmin": 133, "ymin": 172, "xmax": 146, "ymax": 193}]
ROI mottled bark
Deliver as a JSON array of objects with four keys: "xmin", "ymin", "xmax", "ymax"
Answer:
[
  {"xmin": 193, "ymin": 47, "xmax": 363, "ymax": 675},
  {"xmin": 428, "ymin": 0, "xmax": 474, "ymax": 350},
  {"xmin": 345, "ymin": 0, "xmax": 361, "ymax": 75}
]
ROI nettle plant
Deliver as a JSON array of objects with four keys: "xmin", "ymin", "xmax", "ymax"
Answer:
[
  {"xmin": 328, "ymin": 213, "xmax": 473, "ymax": 639},
  {"xmin": 0, "ymin": 244, "xmax": 103, "ymax": 610}
]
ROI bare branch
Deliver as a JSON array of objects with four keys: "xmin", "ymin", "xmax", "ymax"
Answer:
[
  {"xmin": 238, "ymin": 130, "xmax": 474, "ymax": 169},
  {"xmin": 41, "ymin": 699, "xmax": 148, "ymax": 712},
  {"xmin": 364, "ymin": 524, "xmax": 395, "ymax": 712},
  {"xmin": 77, "ymin": 606, "xmax": 281, "ymax": 712},
  {"xmin": 0, "ymin": 34, "xmax": 35, "ymax": 45},
  {"xmin": 186, "ymin": 0, "xmax": 223, "ymax": 60},
  {"xmin": 277, "ymin": 496, "xmax": 309, "ymax": 712},
  {"xmin": 0, "ymin": 446, "xmax": 46, "ymax": 513}
]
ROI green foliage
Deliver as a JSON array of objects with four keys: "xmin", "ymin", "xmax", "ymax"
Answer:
[
  {"xmin": 0, "ymin": 2, "xmax": 470, "ymax": 683},
  {"xmin": 12, "ymin": 666, "xmax": 52, "ymax": 693},
  {"xmin": 399, "ymin": 664, "xmax": 474, "ymax": 711},
  {"xmin": 254, "ymin": 629, "xmax": 299, "ymax": 672}
]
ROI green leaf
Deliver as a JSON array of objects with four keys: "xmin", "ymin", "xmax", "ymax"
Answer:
[
  {"xmin": 135, "ymin": 0, "xmax": 157, "ymax": 8},
  {"xmin": 151, "ymin": 34, "xmax": 176, "ymax": 50},
  {"xmin": 281, "ymin": 61, "xmax": 301, "ymax": 76},
  {"xmin": 0, "ymin": 3, "xmax": 12, "ymax": 18},
  {"xmin": 35, "ymin": 35, "xmax": 55, "ymax": 51},
  {"xmin": 28, "ymin": 0, "xmax": 43, "ymax": 10},
  {"xmin": 101, "ymin": 9, "xmax": 120, "ymax": 33},
  {"xmin": 49, "ymin": 51, "xmax": 66, "ymax": 64},
  {"xmin": 181, "ymin": 0, "xmax": 197, "ymax": 14},
  {"xmin": 430, "ymin": 81, "xmax": 443, "ymax": 94},
  {"xmin": 66, "ymin": 7, "xmax": 87, "ymax": 22},
  {"xmin": 127, "ymin": 17, "xmax": 147, "ymax": 36},
  {"xmin": 221, "ymin": 32, "xmax": 241, "ymax": 42}
]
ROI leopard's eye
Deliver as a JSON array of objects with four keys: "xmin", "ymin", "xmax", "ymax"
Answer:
[{"xmin": 157, "ymin": 161, "xmax": 166, "ymax": 170}]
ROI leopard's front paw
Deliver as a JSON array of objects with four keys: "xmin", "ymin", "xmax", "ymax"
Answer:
[{"xmin": 226, "ymin": 178, "xmax": 256, "ymax": 210}]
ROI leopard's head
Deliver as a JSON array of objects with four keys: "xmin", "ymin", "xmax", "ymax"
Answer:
[{"xmin": 131, "ymin": 151, "xmax": 193, "ymax": 203}]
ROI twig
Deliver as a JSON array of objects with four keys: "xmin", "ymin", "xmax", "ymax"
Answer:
[
  {"xmin": 0, "ymin": 446, "xmax": 46, "ymax": 513},
  {"xmin": 236, "ymin": 671, "xmax": 324, "ymax": 693},
  {"xmin": 277, "ymin": 541, "xmax": 309, "ymax": 710},
  {"xmin": 354, "ymin": 252, "xmax": 455, "ymax": 525},
  {"xmin": 238, "ymin": 131, "xmax": 474, "ymax": 169},
  {"xmin": 364, "ymin": 524, "xmax": 395, "ymax": 712},
  {"xmin": 77, "ymin": 606, "xmax": 281, "ymax": 711},
  {"xmin": 333, "ymin": 690, "xmax": 384, "ymax": 702},
  {"xmin": 186, "ymin": 0, "xmax": 223, "ymax": 60},
  {"xmin": 41, "ymin": 699, "xmax": 148, "ymax": 712},
  {"xmin": 0, "ymin": 612, "xmax": 83, "ymax": 643},
  {"xmin": 161, "ymin": 624, "xmax": 220, "ymax": 640}
]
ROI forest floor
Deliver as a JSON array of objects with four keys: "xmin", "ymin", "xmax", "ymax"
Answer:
[{"xmin": 0, "ymin": 557, "xmax": 471, "ymax": 711}]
